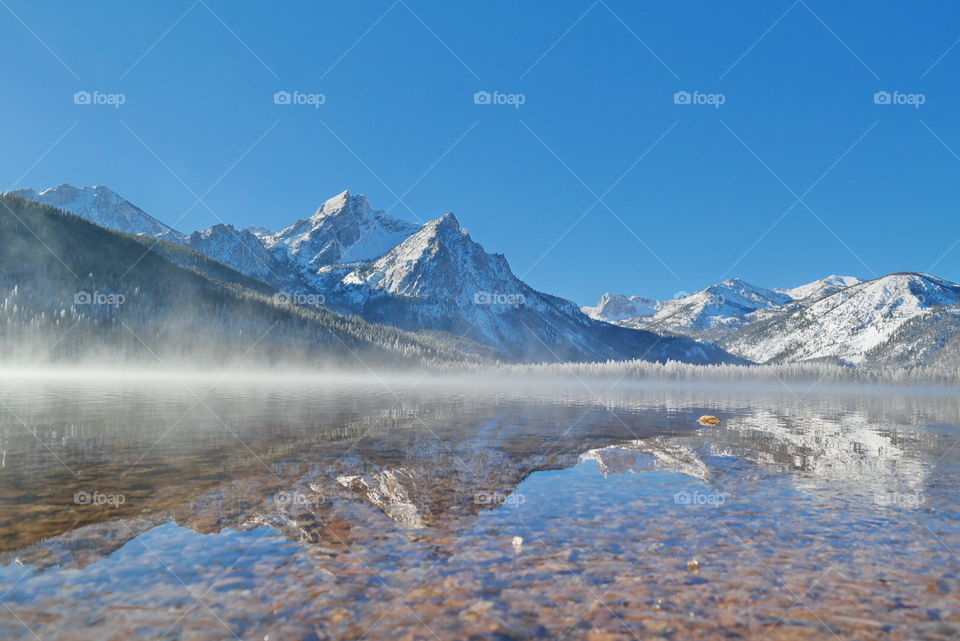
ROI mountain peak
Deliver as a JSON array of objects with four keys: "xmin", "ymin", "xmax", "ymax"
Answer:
[
  {"xmin": 426, "ymin": 212, "xmax": 461, "ymax": 232},
  {"xmin": 13, "ymin": 184, "xmax": 181, "ymax": 238},
  {"xmin": 782, "ymin": 275, "xmax": 861, "ymax": 301},
  {"xmin": 313, "ymin": 189, "xmax": 373, "ymax": 220},
  {"xmin": 583, "ymin": 292, "xmax": 659, "ymax": 322},
  {"xmin": 709, "ymin": 278, "xmax": 750, "ymax": 292},
  {"xmin": 268, "ymin": 190, "xmax": 420, "ymax": 267},
  {"xmin": 341, "ymin": 210, "xmax": 506, "ymax": 300}
]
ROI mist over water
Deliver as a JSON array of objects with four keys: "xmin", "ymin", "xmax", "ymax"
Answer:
[{"xmin": 0, "ymin": 371, "xmax": 958, "ymax": 640}]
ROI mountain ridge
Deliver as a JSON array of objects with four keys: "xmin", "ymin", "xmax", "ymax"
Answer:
[
  {"xmin": 8, "ymin": 185, "xmax": 741, "ymax": 365},
  {"xmin": 0, "ymin": 193, "xmax": 495, "ymax": 367},
  {"xmin": 14, "ymin": 183, "xmax": 958, "ymax": 368}
]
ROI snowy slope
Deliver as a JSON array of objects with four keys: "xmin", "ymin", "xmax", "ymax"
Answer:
[
  {"xmin": 721, "ymin": 273, "xmax": 960, "ymax": 364},
  {"xmin": 624, "ymin": 278, "xmax": 792, "ymax": 332},
  {"xmin": 868, "ymin": 307, "xmax": 960, "ymax": 368},
  {"xmin": 183, "ymin": 224, "xmax": 313, "ymax": 291},
  {"xmin": 263, "ymin": 190, "xmax": 420, "ymax": 269},
  {"xmin": 582, "ymin": 293, "xmax": 659, "ymax": 322},
  {"xmin": 325, "ymin": 213, "xmax": 743, "ymax": 364},
  {"xmin": 599, "ymin": 275, "xmax": 862, "ymax": 339},
  {"xmin": 779, "ymin": 275, "xmax": 862, "ymax": 301},
  {"xmin": 11, "ymin": 185, "xmax": 182, "ymax": 239}
]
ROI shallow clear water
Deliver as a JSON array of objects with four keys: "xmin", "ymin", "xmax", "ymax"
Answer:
[{"xmin": 0, "ymin": 376, "xmax": 958, "ymax": 640}]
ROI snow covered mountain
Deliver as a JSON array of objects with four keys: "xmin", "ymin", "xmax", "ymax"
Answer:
[
  {"xmin": 0, "ymin": 193, "xmax": 486, "ymax": 367},
  {"xmin": 10, "ymin": 185, "xmax": 181, "ymax": 239},
  {"xmin": 590, "ymin": 275, "xmax": 864, "ymax": 335},
  {"xmin": 778, "ymin": 275, "xmax": 862, "ymax": 301},
  {"xmin": 182, "ymin": 223, "xmax": 311, "ymax": 292},
  {"xmin": 322, "ymin": 213, "xmax": 741, "ymax": 363},
  {"xmin": 585, "ymin": 272, "xmax": 960, "ymax": 367},
  {"xmin": 9, "ymin": 185, "xmax": 739, "ymax": 364},
  {"xmin": 12, "ymin": 185, "xmax": 417, "ymax": 295},
  {"xmin": 719, "ymin": 273, "xmax": 960, "ymax": 365},
  {"xmin": 27, "ymin": 184, "xmax": 958, "ymax": 368},
  {"xmin": 262, "ymin": 190, "xmax": 420, "ymax": 269},
  {"xmin": 582, "ymin": 293, "xmax": 659, "ymax": 322},
  {"xmin": 621, "ymin": 278, "xmax": 793, "ymax": 333}
]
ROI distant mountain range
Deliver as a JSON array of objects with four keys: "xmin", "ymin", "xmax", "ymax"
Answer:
[
  {"xmin": 4, "ymin": 185, "xmax": 737, "ymax": 365},
  {"xmin": 587, "ymin": 273, "xmax": 960, "ymax": 367},
  {"xmin": 11, "ymin": 183, "xmax": 960, "ymax": 369}
]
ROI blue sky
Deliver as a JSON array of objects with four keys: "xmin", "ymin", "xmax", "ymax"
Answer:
[{"xmin": 2, "ymin": 0, "xmax": 960, "ymax": 303}]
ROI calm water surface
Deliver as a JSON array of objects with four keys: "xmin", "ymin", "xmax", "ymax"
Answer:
[{"xmin": 0, "ymin": 376, "xmax": 958, "ymax": 640}]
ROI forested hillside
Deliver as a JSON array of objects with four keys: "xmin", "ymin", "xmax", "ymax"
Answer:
[{"xmin": 0, "ymin": 195, "xmax": 492, "ymax": 368}]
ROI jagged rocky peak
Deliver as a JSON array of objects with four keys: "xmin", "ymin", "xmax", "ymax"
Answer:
[
  {"xmin": 583, "ymin": 293, "xmax": 659, "ymax": 322},
  {"xmin": 648, "ymin": 277, "xmax": 792, "ymax": 331},
  {"xmin": 190, "ymin": 222, "xmax": 240, "ymax": 239},
  {"xmin": 342, "ymin": 211, "xmax": 513, "ymax": 299},
  {"xmin": 265, "ymin": 189, "xmax": 421, "ymax": 268},
  {"xmin": 415, "ymin": 212, "xmax": 464, "ymax": 243},
  {"xmin": 312, "ymin": 189, "xmax": 372, "ymax": 220},
  {"xmin": 184, "ymin": 221, "xmax": 303, "ymax": 287},
  {"xmin": 701, "ymin": 277, "xmax": 790, "ymax": 303}
]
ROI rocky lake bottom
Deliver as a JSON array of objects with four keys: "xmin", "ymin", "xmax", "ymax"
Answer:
[{"xmin": 0, "ymin": 375, "xmax": 958, "ymax": 640}]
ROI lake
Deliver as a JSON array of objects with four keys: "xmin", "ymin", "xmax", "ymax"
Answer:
[{"xmin": 0, "ymin": 373, "xmax": 958, "ymax": 640}]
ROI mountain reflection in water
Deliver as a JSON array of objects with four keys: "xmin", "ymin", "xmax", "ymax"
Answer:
[{"xmin": 0, "ymin": 377, "xmax": 958, "ymax": 640}]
